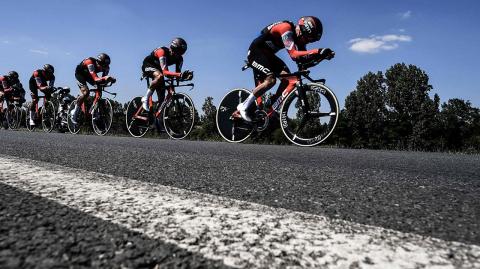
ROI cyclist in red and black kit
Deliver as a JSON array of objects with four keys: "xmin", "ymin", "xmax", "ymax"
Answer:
[
  {"xmin": 71, "ymin": 53, "xmax": 116, "ymax": 124},
  {"xmin": 236, "ymin": 16, "xmax": 335, "ymax": 121},
  {"xmin": 28, "ymin": 64, "xmax": 55, "ymax": 126},
  {"xmin": 0, "ymin": 71, "xmax": 25, "ymax": 112},
  {"xmin": 141, "ymin": 37, "xmax": 193, "ymax": 112}
]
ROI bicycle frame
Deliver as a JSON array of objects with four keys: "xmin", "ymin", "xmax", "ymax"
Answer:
[
  {"xmin": 81, "ymin": 82, "xmax": 116, "ymax": 116},
  {"xmin": 243, "ymin": 59, "xmax": 326, "ymax": 123},
  {"xmin": 133, "ymin": 78, "xmax": 193, "ymax": 122}
]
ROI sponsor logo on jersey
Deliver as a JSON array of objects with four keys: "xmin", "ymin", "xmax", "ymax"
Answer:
[
  {"xmin": 87, "ymin": 64, "xmax": 96, "ymax": 73},
  {"xmin": 267, "ymin": 21, "xmax": 284, "ymax": 31},
  {"xmin": 251, "ymin": 61, "xmax": 271, "ymax": 75},
  {"xmin": 282, "ymin": 31, "xmax": 295, "ymax": 50},
  {"xmin": 159, "ymin": 57, "xmax": 167, "ymax": 70}
]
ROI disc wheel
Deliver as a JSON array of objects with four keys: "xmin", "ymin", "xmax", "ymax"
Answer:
[
  {"xmin": 67, "ymin": 101, "xmax": 82, "ymax": 134},
  {"xmin": 280, "ymin": 83, "xmax": 339, "ymax": 147},
  {"xmin": 216, "ymin": 88, "xmax": 254, "ymax": 143},
  {"xmin": 163, "ymin": 93, "xmax": 195, "ymax": 140},
  {"xmin": 41, "ymin": 101, "xmax": 56, "ymax": 133},
  {"xmin": 92, "ymin": 99, "xmax": 113, "ymax": 136},
  {"xmin": 125, "ymin": 96, "xmax": 150, "ymax": 138}
]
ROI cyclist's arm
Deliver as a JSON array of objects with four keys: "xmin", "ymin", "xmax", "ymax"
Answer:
[
  {"xmin": 272, "ymin": 24, "xmax": 319, "ymax": 61},
  {"xmin": 34, "ymin": 71, "xmax": 50, "ymax": 91},
  {"xmin": 156, "ymin": 49, "xmax": 181, "ymax": 78},
  {"xmin": 48, "ymin": 75, "xmax": 55, "ymax": 88},
  {"xmin": 84, "ymin": 58, "xmax": 103, "ymax": 82}
]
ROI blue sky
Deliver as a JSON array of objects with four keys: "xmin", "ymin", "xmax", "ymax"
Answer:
[{"xmin": 1, "ymin": 0, "xmax": 479, "ymax": 109}]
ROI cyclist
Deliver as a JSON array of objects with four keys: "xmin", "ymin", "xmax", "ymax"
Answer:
[
  {"xmin": 70, "ymin": 53, "xmax": 116, "ymax": 124},
  {"xmin": 141, "ymin": 37, "xmax": 193, "ymax": 112},
  {"xmin": 235, "ymin": 16, "xmax": 335, "ymax": 121},
  {"xmin": 28, "ymin": 64, "xmax": 55, "ymax": 126},
  {"xmin": 0, "ymin": 71, "xmax": 25, "ymax": 111}
]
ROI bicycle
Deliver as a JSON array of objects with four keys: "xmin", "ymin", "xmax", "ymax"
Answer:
[
  {"xmin": 216, "ymin": 59, "xmax": 340, "ymax": 147},
  {"xmin": 52, "ymin": 87, "xmax": 75, "ymax": 133},
  {"xmin": 4, "ymin": 94, "xmax": 25, "ymax": 130},
  {"xmin": 66, "ymin": 80, "xmax": 117, "ymax": 136},
  {"xmin": 125, "ymin": 77, "xmax": 195, "ymax": 139},
  {"xmin": 26, "ymin": 87, "xmax": 61, "ymax": 132}
]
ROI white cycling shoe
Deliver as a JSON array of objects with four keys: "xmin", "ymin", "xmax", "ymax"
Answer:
[
  {"xmin": 29, "ymin": 119, "xmax": 35, "ymax": 126},
  {"xmin": 236, "ymin": 103, "xmax": 252, "ymax": 122}
]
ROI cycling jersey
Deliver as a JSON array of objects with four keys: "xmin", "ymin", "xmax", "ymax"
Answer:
[
  {"xmin": 29, "ymin": 69, "xmax": 55, "ymax": 97},
  {"xmin": 253, "ymin": 21, "xmax": 319, "ymax": 61},
  {"xmin": 0, "ymin": 76, "xmax": 12, "ymax": 93},
  {"xmin": 247, "ymin": 20, "xmax": 320, "ymax": 82},
  {"xmin": 0, "ymin": 75, "xmax": 25, "ymax": 104},
  {"xmin": 75, "ymin": 57, "xmax": 109, "ymax": 87},
  {"xmin": 142, "ymin": 47, "xmax": 183, "ymax": 78}
]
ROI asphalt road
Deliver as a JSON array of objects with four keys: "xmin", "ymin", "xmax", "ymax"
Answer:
[{"xmin": 1, "ymin": 130, "xmax": 478, "ymax": 248}]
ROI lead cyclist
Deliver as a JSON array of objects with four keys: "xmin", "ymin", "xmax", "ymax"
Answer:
[{"xmin": 235, "ymin": 16, "xmax": 335, "ymax": 122}]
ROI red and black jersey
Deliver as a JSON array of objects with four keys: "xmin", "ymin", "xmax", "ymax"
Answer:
[
  {"xmin": 0, "ymin": 76, "xmax": 12, "ymax": 93},
  {"xmin": 75, "ymin": 57, "xmax": 109, "ymax": 82},
  {"xmin": 144, "ymin": 47, "xmax": 183, "ymax": 77},
  {"xmin": 253, "ymin": 21, "xmax": 319, "ymax": 62},
  {"xmin": 29, "ymin": 69, "xmax": 55, "ymax": 91}
]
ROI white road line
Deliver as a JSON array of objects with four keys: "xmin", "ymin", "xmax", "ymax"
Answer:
[{"xmin": 0, "ymin": 155, "xmax": 478, "ymax": 268}]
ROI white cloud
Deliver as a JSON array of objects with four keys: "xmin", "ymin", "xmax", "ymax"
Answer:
[
  {"xmin": 348, "ymin": 34, "xmax": 412, "ymax": 54},
  {"xmin": 2, "ymin": 40, "xmax": 10, "ymax": 44},
  {"xmin": 399, "ymin": 29, "xmax": 406, "ymax": 33},
  {"xmin": 400, "ymin": 10, "xmax": 412, "ymax": 19},
  {"xmin": 29, "ymin": 49, "xmax": 49, "ymax": 55}
]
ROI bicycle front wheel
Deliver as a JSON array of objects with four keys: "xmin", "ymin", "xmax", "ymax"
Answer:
[
  {"xmin": 280, "ymin": 83, "xmax": 340, "ymax": 147},
  {"xmin": 92, "ymin": 99, "xmax": 113, "ymax": 136},
  {"xmin": 41, "ymin": 101, "xmax": 56, "ymax": 133},
  {"xmin": 216, "ymin": 88, "xmax": 253, "ymax": 143},
  {"xmin": 125, "ymin": 96, "xmax": 150, "ymax": 138},
  {"xmin": 163, "ymin": 93, "xmax": 195, "ymax": 140},
  {"xmin": 6, "ymin": 106, "xmax": 19, "ymax": 130}
]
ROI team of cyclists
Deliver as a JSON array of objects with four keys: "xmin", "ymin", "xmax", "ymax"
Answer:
[{"xmin": 0, "ymin": 16, "xmax": 334, "ymax": 128}]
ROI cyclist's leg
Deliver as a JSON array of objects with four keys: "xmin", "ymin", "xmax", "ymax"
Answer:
[
  {"xmin": 237, "ymin": 46, "xmax": 279, "ymax": 121},
  {"xmin": 269, "ymin": 59, "xmax": 294, "ymax": 107},
  {"xmin": 71, "ymin": 72, "xmax": 89, "ymax": 123},
  {"xmin": 141, "ymin": 61, "xmax": 162, "ymax": 111}
]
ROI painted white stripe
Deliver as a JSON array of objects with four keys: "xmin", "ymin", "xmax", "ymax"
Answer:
[{"xmin": 0, "ymin": 155, "xmax": 478, "ymax": 268}]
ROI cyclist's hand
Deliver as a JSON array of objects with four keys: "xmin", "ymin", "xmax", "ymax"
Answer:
[
  {"xmin": 319, "ymin": 48, "xmax": 335, "ymax": 60},
  {"xmin": 180, "ymin": 70, "xmax": 194, "ymax": 81},
  {"xmin": 108, "ymin": 76, "xmax": 117, "ymax": 83}
]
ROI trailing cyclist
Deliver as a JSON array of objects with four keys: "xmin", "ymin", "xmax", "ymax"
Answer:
[
  {"xmin": 71, "ymin": 53, "xmax": 116, "ymax": 124},
  {"xmin": 29, "ymin": 64, "xmax": 55, "ymax": 126},
  {"xmin": 0, "ymin": 71, "xmax": 26, "ymax": 111},
  {"xmin": 141, "ymin": 37, "xmax": 193, "ymax": 112},
  {"xmin": 235, "ymin": 16, "xmax": 335, "ymax": 122}
]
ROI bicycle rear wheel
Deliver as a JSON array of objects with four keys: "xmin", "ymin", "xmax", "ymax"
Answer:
[
  {"xmin": 125, "ymin": 96, "xmax": 150, "ymax": 138},
  {"xmin": 216, "ymin": 88, "xmax": 253, "ymax": 143},
  {"xmin": 41, "ymin": 101, "xmax": 56, "ymax": 133},
  {"xmin": 67, "ymin": 101, "xmax": 82, "ymax": 134},
  {"xmin": 92, "ymin": 99, "xmax": 113, "ymax": 136},
  {"xmin": 280, "ymin": 83, "xmax": 339, "ymax": 147},
  {"xmin": 163, "ymin": 93, "xmax": 195, "ymax": 140}
]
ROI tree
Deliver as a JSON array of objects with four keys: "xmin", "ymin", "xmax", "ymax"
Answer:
[
  {"xmin": 439, "ymin": 98, "xmax": 480, "ymax": 151},
  {"xmin": 200, "ymin": 96, "xmax": 218, "ymax": 138},
  {"xmin": 385, "ymin": 63, "xmax": 439, "ymax": 150},
  {"xmin": 343, "ymin": 71, "xmax": 387, "ymax": 148}
]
